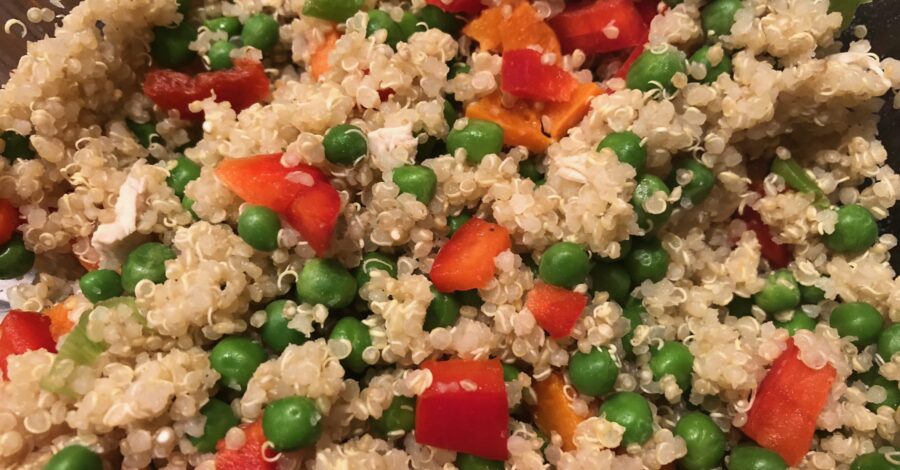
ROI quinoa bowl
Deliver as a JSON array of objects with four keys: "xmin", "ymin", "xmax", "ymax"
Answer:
[{"xmin": 1, "ymin": 0, "xmax": 900, "ymax": 469}]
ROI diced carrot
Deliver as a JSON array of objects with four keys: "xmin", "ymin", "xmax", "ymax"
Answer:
[
  {"xmin": 532, "ymin": 372, "xmax": 585, "ymax": 451},
  {"xmin": 463, "ymin": 1, "xmax": 560, "ymax": 60},
  {"xmin": 310, "ymin": 30, "xmax": 339, "ymax": 80},
  {"xmin": 466, "ymin": 92, "xmax": 552, "ymax": 153},
  {"xmin": 44, "ymin": 300, "xmax": 74, "ymax": 342},
  {"xmin": 543, "ymin": 82, "xmax": 604, "ymax": 140}
]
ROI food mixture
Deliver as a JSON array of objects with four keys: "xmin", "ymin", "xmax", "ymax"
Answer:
[{"xmin": 0, "ymin": 0, "xmax": 899, "ymax": 468}]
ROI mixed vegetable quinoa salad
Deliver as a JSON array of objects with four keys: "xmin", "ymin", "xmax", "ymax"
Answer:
[{"xmin": 1, "ymin": 0, "xmax": 900, "ymax": 468}]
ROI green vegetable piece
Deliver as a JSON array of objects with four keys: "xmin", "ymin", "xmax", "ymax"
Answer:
[
  {"xmin": 864, "ymin": 374, "xmax": 900, "ymax": 412},
  {"xmin": 126, "ymin": 119, "xmax": 162, "ymax": 149},
  {"xmin": 674, "ymin": 412, "xmax": 727, "ymax": 470},
  {"xmin": 502, "ymin": 363, "xmax": 522, "ymax": 382},
  {"xmin": 262, "ymin": 396, "xmax": 323, "ymax": 451},
  {"xmin": 670, "ymin": 159, "xmax": 715, "ymax": 206},
  {"xmin": 621, "ymin": 296, "xmax": 645, "ymax": 357},
  {"xmin": 372, "ymin": 396, "xmax": 416, "ymax": 438},
  {"xmin": 399, "ymin": 12, "xmax": 425, "ymax": 40},
  {"xmin": 296, "ymin": 258, "xmax": 358, "ymax": 308},
  {"xmin": 1, "ymin": 130, "xmax": 35, "ymax": 160},
  {"xmin": 774, "ymin": 310, "xmax": 816, "ymax": 336},
  {"xmin": 207, "ymin": 40, "xmax": 236, "ymax": 70},
  {"xmin": 753, "ymin": 269, "xmax": 800, "ymax": 315},
  {"xmin": 0, "ymin": 235, "xmax": 34, "ymax": 280},
  {"xmin": 303, "ymin": 0, "xmax": 364, "ymax": 22},
  {"xmin": 597, "ymin": 131, "xmax": 646, "ymax": 174},
  {"xmin": 701, "ymin": 0, "xmax": 742, "ymax": 39},
  {"xmin": 425, "ymin": 287, "xmax": 461, "ymax": 331},
  {"xmin": 44, "ymin": 445, "xmax": 103, "ymax": 470},
  {"xmin": 367, "ymin": 10, "xmax": 405, "ymax": 48},
  {"xmin": 689, "ymin": 45, "xmax": 732, "ymax": 84},
  {"xmin": 167, "ymin": 155, "xmax": 201, "ymax": 197},
  {"xmin": 241, "ymin": 14, "xmax": 280, "ymax": 53},
  {"xmin": 238, "ymin": 205, "xmax": 281, "ymax": 252},
  {"xmin": 324, "ymin": 124, "xmax": 368, "ymax": 165},
  {"xmin": 329, "ymin": 316, "xmax": 373, "ymax": 373},
  {"xmin": 151, "ymin": 21, "xmax": 198, "ymax": 69},
  {"xmin": 448, "ymin": 62, "xmax": 471, "ymax": 79},
  {"xmin": 878, "ymin": 324, "xmax": 900, "ymax": 361},
  {"xmin": 121, "ymin": 242, "xmax": 176, "ymax": 292},
  {"xmin": 830, "ymin": 301, "xmax": 883, "ymax": 347},
  {"xmin": 598, "ymin": 391, "xmax": 654, "ymax": 445},
  {"xmin": 519, "ymin": 158, "xmax": 544, "ymax": 184},
  {"xmin": 799, "ymin": 282, "xmax": 826, "ymax": 305},
  {"xmin": 569, "ymin": 347, "xmax": 619, "ymax": 397},
  {"xmin": 182, "ymin": 196, "xmax": 198, "ymax": 219},
  {"xmin": 447, "ymin": 119, "xmax": 504, "ymax": 165},
  {"xmin": 539, "ymin": 242, "xmax": 591, "ymax": 289},
  {"xmin": 418, "ymin": 5, "xmax": 465, "ymax": 36},
  {"xmin": 190, "ymin": 399, "xmax": 240, "ymax": 453},
  {"xmin": 824, "ymin": 204, "xmax": 879, "ymax": 253},
  {"xmin": 393, "ymin": 165, "xmax": 437, "ymax": 204},
  {"xmin": 79, "ymin": 269, "xmax": 124, "ymax": 303},
  {"xmin": 456, "ymin": 453, "xmax": 505, "ymax": 470},
  {"xmin": 447, "ymin": 213, "xmax": 471, "ymax": 236},
  {"xmin": 727, "ymin": 445, "xmax": 788, "ymax": 470},
  {"xmin": 204, "ymin": 16, "xmax": 242, "ymax": 36},
  {"xmin": 649, "ymin": 341, "xmax": 694, "ymax": 390},
  {"xmin": 457, "ymin": 288, "xmax": 483, "ymax": 308},
  {"xmin": 260, "ymin": 300, "xmax": 307, "ymax": 353},
  {"xmin": 624, "ymin": 237, "xmax": 670, "ymax": 284},
  {"xmin": 591, "ymin": 261, "xmax": 631, "ymax": 305},
  {"xmin": 210, "ymin": 336, "xmax": 267, "ymax": 391},
  {"xmin": 631, "ymin": 174, "xmax": 672, "ymax": 232},
  {"xmin": 625, "ymin": 47, "xmax": 687, "ymax": 94},
  {"xmin": 355, "ymin": 252, "xmax": 398, "ymax": 287},
  {"xmin": 728, "ymin": 295, "xmax": 754, "ymax": 317},
  {"xmin": 770, "ymin": 158, "xmax": 829, "ymax": 210},
  {"xmin": 443, "ymin": 99, "xmax": 459, "ymax": 128},
  {"xmin": 829, "ymin": 0, "xmax": 863, "ymax": 31}
]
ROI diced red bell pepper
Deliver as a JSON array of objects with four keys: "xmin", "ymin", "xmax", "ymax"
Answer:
[
  {"xmin": 416, "ymin": 359, "xmax": 509, "ymax": 461},
  {"xmin": 0, "ymin": 310, "xmax": 56, "ymax": 379},
  {"xmin": 215, "ymin": 419, "xmax": 276, "ymax": 470},
  {"xmin": 613, "ymin": 45, "xmax": 645, "ymax": 80},
  {"xmin": 635, "ymin": 0, "xmax": 663, "ymax": 28},
  {"xmin": 285, "ymin": 180, "xmax": 341, "ymax": 257},
  {"xmin": 0, "ymin": 199, "xmax": 19, "ymax": 246},
  {"xmin": 143, "ymin": 59, "xmax": 270, "ymax": 121},
  {"xmin": 425, "ymin": 0, "xmax": 485, "ymax": 15},
  {"xmin": 215, "ymin": 153, "xmax": 327, "ymax": 213},
  {"xmin": 548, "ymin": 0, "xmax": 649, "ymax": 55},
  {"xmin": 739, "ymin": 208, "xmax": 790, "ymax": 269},
  {"xmin": 430, "ymin": 218, "xmax": 512, "ymax": 293},
  {"xmin": 526, "ymin": 283, "xmax": 588, "ymax": 339},
  {"xmin": 742, "ymin": 339, "xmax": 836, "ymax": 466},
  {"xmin": 501, "ymin": 49, "xmax": 578, "ymax": 103}
]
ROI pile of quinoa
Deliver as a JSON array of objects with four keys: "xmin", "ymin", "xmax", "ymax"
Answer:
[{"xmin": 0, "ymin": 0, "xmax": 899, "ymax": 468}]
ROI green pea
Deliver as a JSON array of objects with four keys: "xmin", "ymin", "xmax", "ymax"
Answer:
[
  {"xmin": 598, "ymin": 391, "xmax": 654, "ymax": 445},
  {"xmin": 624, "ymin": 237, "xmax": 670, "ymax": 284},
  {"xmin": 879, "ymin": 324, "xmax": 900, "ymax": 361},
  {"xmin": 753, "ymin": 269, "xmax": 800, "ymax": 315},
  {"xmin": 329, "ymin": 316, "xmax": 373, "ymax": 373},
  {"xmin": 355, "ymin": 252, "xmax": 398, "ymax": 287},
  {"xmin": 621, "ymin": 296, "xmax": 645, "ymax": 357},
  {"xmin": 674, "ymin": 412, "xmax": 726, "ymax": 470},
  {"xmin": 728, "ymin": 295, "xmax": 754, "ymax": 317},
  {"xmin": 447, "ymin": 119, "xmax": 504, "ymax": 165},
  {"xmin": 262, "ymin": 396, "xmax": 323, "ymax": 451},
  {"xmin": 456, "ymin": 453, "xmax": 504, "ymax": 470},
  {"xmin": 591, "ymin": 261, "xmax": 631, "ymax": 305},
  {"xmin": 597, "ymin": 131, "xmax": 646, "ymax": 174},
  {"xmin": 44, "ymin": 445, "xmax": 103, "ymax": 470},
  {"xmin": 303, "ymin": 0, "xmax": 364, "ymax": 22},
  {"xmin": 79, "ymin": 270, "xmax": 124, "ymax": 303},
  {"xmin": 151, "ymin": 21, "xmax": 198, "ymax": 69},
  {"xmin": 569, "ymin": 347, "xmax": 619, "ymax": 397},
  {"xmin": 689, "ymin": 45, "xmax": 732, "ymax": 84},
  {"xmin": 670, "ymin": 159, "xmax": 714, "ymax": 206},
  {"xmin": 393, "ymin": 165, "xmax": 437, "ymax": 204},
  {"xmin": 425, "ymin": 287, "xmax": 460, "ymax": 331},
  {"xmin": 830, "ymin": 302, "xmax": 883, "ymax": 347},
  {"xmin": 447, "ymin": 213, "xmax": 471, "ymax": 236},
  {"xmin": 204, "ymin": 16, "xmax": 242, "ymax": 36},
  {"xmin": 519, "ymin": 158, "xmax": 544, "ymax": 184},
  {"xmin": 618, "ymin": 238, "xmax": 633, "ymax": 258},
  {"xmin": 829, "ymin": 0, "xmax": 863, "ymax": 31},
  {"xmin": 260, "ymin": 300, "xmax": 307, "ymax": 353},
  {"xmin": 296, "ymin": 258, "xmax": 357, "ymax": 308},
  {"xmin": 399, "ymin": 12, "xmax": 425, "ymax": 40},
  {"xmin": 773, "ymin": 310, "xmax": 816, "ymax": 336},
  {"xmin": 182, "ymin": 196, "xmax": 198, "ymax": 219},
  {"xmin": 502, "ymin": 363, "xmax": 522, "ymax": 382},
  {"xmin": 443, "ymin": 99, "xmax": 459, "ymax": 128},
  {"xmin": 824, "ymin": 204, "xmax": 878, "ymax": 253},
  {"xmin": 167, "ymin": 155, "xmax": 201, "ymax": 197},
  {"xmin": 0, "ymin": 235, "xmax": 33, "ymax": 280},
  {"xmin": 324, "ymin": 124, "xmax": 368, "ymax": 165},
  {"xmin": 799, "ymin": 282, "xmax": 826, "ymax": 305},
  {"xmin": 372, "ymin": 396, "xmax": 416, "ymax": 438},
  {"xmin": 241, "ymin": 14, "xmax": 280, "ymax": 53},
  {"xmin": 121, "ymin": 242, "xmax": 175, "ymax": 292},
  {"xmin": 207, "ymin": 40, "xmax": 236, "ymax": 70},
  {"xmin": 457, "ymin": 288, "xmax": 483, "ymax": 308},
  {"xmin": 448, "ymin": 62, "xmax": 471, "ymax": 79},
  {"xmin": 238, "ymin": 205, "xmax": 281, "ymax": 252},
  {"xmin": 727, "ymin": 445, "xmax": 787, "ymax": 470},
  {"xmin": 418, "ymin": 5, "xmax": 465, "ymax": 36},
  {"xmin": 210, "ymin": 336, "xmax": 267, "ymax": 391},
  {"xmin": 649, "ymin": 341, "xmax": 694, "ymax": 390},
  {"xmin": 367, "ymin": 10, "xmax": 404, "ymax": 48},
  {"xmin": 126, "ymin": 119, "xmax": 162, "ymax": 149},
  {"xmin": 631, "ymin": 174, "xmax": 672, "ymax": 232},
  {"xmin": 864, "ymin": 374, "xmax": 900, "ymax": 412},
  {"xmin": 190, "ymin": 399, "xmax": 240, "ymax": 453},
  {"xmin": 850, "ymin": 450, "xmax": 900, "ymax": 470},
  {"xmin": 539, "ymin": 242, "xmax": 591, "ymax": 289},
  {"xmin": 1, "ymin": 131, "xmax": 35, "ymax": 160},
  {"xmin": 701, "ymin": 0, "xmax": 742, "ymax": 39},
  {"xmin": 625, "ymin": 47, "xmax": 687, "ymax": 94}
]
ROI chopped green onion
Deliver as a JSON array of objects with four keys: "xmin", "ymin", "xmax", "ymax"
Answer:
[{"xmin": 770, "ymin": 158, "xmax": 829, "ymax": 210}]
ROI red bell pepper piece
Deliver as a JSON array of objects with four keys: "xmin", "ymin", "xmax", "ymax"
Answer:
[
  {"xmin": 0, "ymin": 310, "xmax": 56, "ymax": 379},
  {"xmin": 143, "ymin": 59, "xmax": 270, "ymax": 120},
  {"xmin": 425, "ymin": 0, "xmax": 484, "ymax": 15},
  {"xmin": 635, "ymin": 0, "xmax": 662, "ymax": 28},
  {"xmin": 416, "ymin": 359, "xmax": 509, "ymax": 460},
  {"xmin": 0, "ymin": 199, "xmax": 19, "ymax": 245},
  {"xmin": 285, "ymin": 179, "xmax": 342, "ymax": 257},
  {"xmin": 739, "ymin": 208, "xmax": 790, "ymax": 269},
  {"xmin": 613, "ymin": 45, "xmax": 645, "ymax": 80},
  {"xmin": 215, "ymin": 153, "xmax": 327, "ymax": 213},
  {"xmin": 548, "ymin": 0, "xmax": 649, "ymax": 55},
  {"xmin": 501, "ymin": 49, "xmax": 578, "ymax": 103},
  {"xmin": 215, "ymin": 419, "xmax": 276, "ymax": 470},
  {"xmin": 430, "ymin": 218, "xmax": 512, "ymax": 293},
  {"xmin": 526, "ymin": 283, "xmax": 588, "ymax": 339},
  {"xmin": 742, "ymin": 339, "xmax": 836, "ymax": 466}
]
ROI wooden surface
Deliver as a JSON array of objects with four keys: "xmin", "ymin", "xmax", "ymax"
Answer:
[{"xmin": 0, "ymin": 0, "xmax": 78, "ymax": 82}]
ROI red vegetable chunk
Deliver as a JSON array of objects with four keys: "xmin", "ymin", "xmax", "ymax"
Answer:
[
  {"xmin": 0, "ymin": 310, "xmax": 56, "ymax": 379},
  {"xmin": 501, "ymin": 49, "xmax": 578, "ymax": 102},
  {"xmin": 215, "ymin": 420, "xmax": 276, "ymax": 470},
  {"xmin": 740, "ymin": 207, "xmax": 791, "ymax": 269},
  {"xmin": 742, "ymin": 339, "xmax": 836, "ymax": 466},
  {"xmin": 0, "ymin": 199, "xmax": 19, "ymax": 245},
  {"xmin": 429, "ymin": 218, "xmax": 512, "ymax": 293},
  {"xmin": 215, "ymin": 153, "xmax": 327, "ymax": 213},
  {"xmin": 285, "ymin": 180, "xmax": 342, "ymax": 257},
  {"xmin": 526, "ymin": 283, "xmax": 588, "ymax": 338},
  {"xmin": 549, "ymin": 0, "xmax": 649, "ymax": 55},
  {"xmin": 425, "ymin": 0, "xmax": 485, "ymax": 15},
  {"xmin": 416, "ymin": 359, "xmax": 509, "ymax": 460}
]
